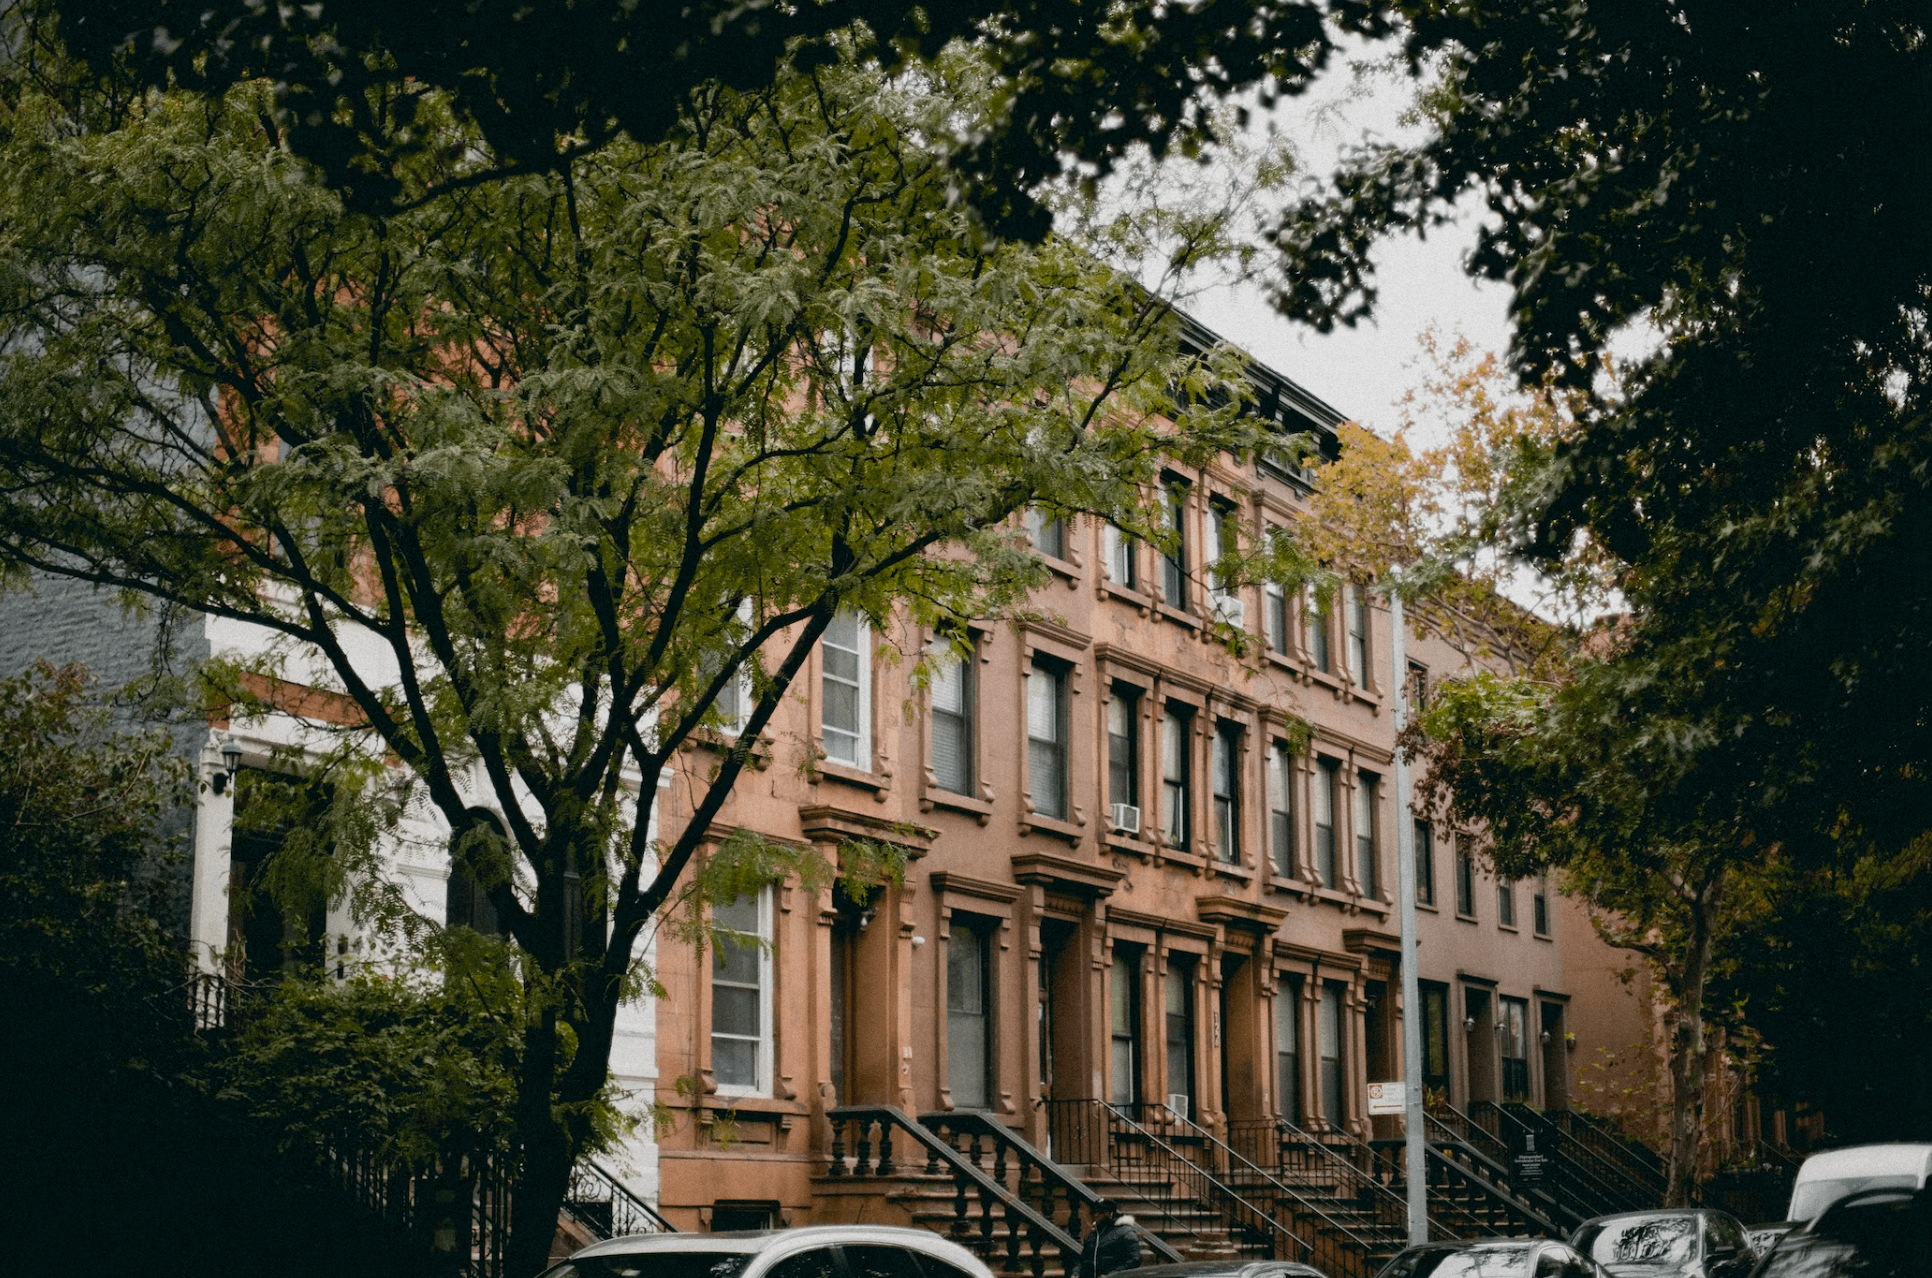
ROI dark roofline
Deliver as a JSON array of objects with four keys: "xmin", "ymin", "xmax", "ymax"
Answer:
[{"xmin": 1174, "ymin": 312, "xmax": 1349, "ymax": 462}]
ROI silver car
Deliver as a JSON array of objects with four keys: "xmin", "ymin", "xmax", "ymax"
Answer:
[{"xmin": 540, "ymin": 1225, "xmax": 1000, "ymax": 1278}]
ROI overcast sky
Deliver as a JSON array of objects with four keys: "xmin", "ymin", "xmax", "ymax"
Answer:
[{"xmin": 1168, "ymin": 43, "xmax": 1517, "ymax": 448}]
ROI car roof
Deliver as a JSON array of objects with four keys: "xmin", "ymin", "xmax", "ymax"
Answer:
[
  {"xmin": 1136, "ymin": 1263, "xmax": 1327, "ymax": 1278},
  {"xmin": 572, "ymin": 1226, "xmax": 988, "ymax": 1266},
  {"xmin": 1577, "ymin": 1209, "xmax": 1715, "ymax": 1228},
  {"xmin": 1797, "ymin": 1145, "xmax": 1932, "ymax": 1181}
]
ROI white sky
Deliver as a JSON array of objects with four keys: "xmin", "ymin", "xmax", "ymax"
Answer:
[{"xmin": 1166, "ymin": 41, "xmax": 1517, "ymax": 449}]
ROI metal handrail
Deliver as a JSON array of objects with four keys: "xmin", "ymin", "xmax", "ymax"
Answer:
[
  {"xmin": 565, "ymin": 1158, "xmax": 676, "ymax": 1237},
  {"xmin": 1148, "ymin": 1105, "xmax": 1404, "ymax": 1271},
  {"xmin": 1409, "ymin": 1117, "xmax": 1576, "ymax": 1232},
  {"xmin": 1370, "ymin": 1138, "xmax": 1565, "ymax": 1238},
  {"xmin": 829, "ymin": 1105, "xmax": 1082, "ymax": 1278},
  {"xmin": 1231, "ymin": 1113, "xmax": 1413, "ymax": 1216},
  {"xmin": 1094, "ymin": 1102, "xmax": 1322, "ymax": 1268},
  {"xmin": 921, "ymin": 1110, "xmax": 1184, "ymax": 1265},
  {"xmin": 1551, "ymin": 1108, "xmax": 1669, "ymax": 1188},
  {"xmin": 1476, "ymin": 1103, "xmax": 1648, "ymax": 1217}
]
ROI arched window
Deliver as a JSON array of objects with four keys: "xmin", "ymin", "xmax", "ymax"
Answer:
[{"xmin": 447, "ymin": 808, "xmax": 505, "ymax": 936}]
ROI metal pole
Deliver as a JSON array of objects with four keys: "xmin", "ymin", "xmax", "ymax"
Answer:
[{"xmin": 1390, "ymin": 587, "xmax": 1429, "ymax": 1243}]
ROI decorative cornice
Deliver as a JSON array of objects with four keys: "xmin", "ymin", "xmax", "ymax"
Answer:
[
  {"xmin": 796, "ymin": 805, "xmax": 936, "ymax": 855},
  {"xmin": 929, "ymin": 870, "xmax": 1024, "ymax": 905},
  {"xmin": 1196, "ymin": 894, "xmax": 1289, "ymax": 932},
  {"xmin": 1010, "ymin": 852, "xmax": 1126, "ymax": 899}
]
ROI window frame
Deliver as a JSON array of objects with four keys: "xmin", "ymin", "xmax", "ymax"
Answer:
[
  {"xmin": 1106, "ymin": 686, "xmax": 1140, "ymax": 819},
  {"xmin": 1161, "ymin": 703, "xmax": 1194, "ymax": 849},
  {"xmin": 1346, "ymin": 582, "xmax": 1370, "ymax": 685},
  {"xmin": 1318, "ymin": 980, "xmax": 1346, "ymax": 1128},
  {"xmin": 1532, "ymin": 875, "xmax": 1552, "ymax": 937},
  {"xmin": 945, "ymin": 912, "xmax": 997, "ymax": 1111},
  {"xmin": 1267, "ymin": 740, "xmax": 1295, "ymax": 878},
  {"xmin": 1312, "ymin": 757, "xmax": 1340, "ymax": 888},
  {"xmin": 1212, "ymin": 721, "xmax": 1242, "ymax": 865},
  {"xmin": 1455, "ymin": 845, "xmax": 1477, "ymax": 919},
  {"xmin": 1355, "ymin": 771, "xmax": 1380, "ymax": 899},
  {"xmin": 1264, "ymin": 580, "xmax": 1290, "ymax": 654},
  {"xmin": 929, "ymin": 645, "xmax": 976, "ymax": 798},
  {"xmin": 1275, "ymin": 974, "xmax": 1303, "ymax": 1124},
  {"xmin": 1498, "ymin": 877, "xmax": 1518, "ymax": 929},
  {"xmin": 1414, "ymin": 818, "xmax": 1436, "ymax": 907},
  {"xmin": 820, "ymin": 609, "xmax": 872, "ymax": 770},
  {"xmin": 1025, "ymin": 506, "xmax": 1067, "ymax": 560},
  {"xmin": 1109, "ymin": 945, "xmax": 1143, "ymax": 1107},
  {"xmin": 1103, "ymin": 521, "xmax": 1138, "ymax": 590},
  {"xmin": 710, "ymin": 887, "xmax": 773, "ymax": 1098},
  {"xmin": 1160, "ymin": 485, "xmax": 1189, "ymax": 610},
  {"xmin": 1025, "ymin": 660, "xmax": 1071, "ymax": 821},
  {"xmin": 1305, "ymin": 586, "xmax": 1332, "ymax": 673},
  {"xmin": 1164, "ymin": 953, "xmax": 1198, "ymax": 1117}
]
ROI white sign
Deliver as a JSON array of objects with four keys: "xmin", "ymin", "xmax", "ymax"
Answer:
[{"xmin": 1366, "ymin": 1081, "xmax": 1407, "ymax": 1116}]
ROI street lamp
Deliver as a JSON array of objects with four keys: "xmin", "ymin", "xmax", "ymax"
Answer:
[{"xmin": 212, "ymin": 736, "xmax": 243, "ymax": 794}]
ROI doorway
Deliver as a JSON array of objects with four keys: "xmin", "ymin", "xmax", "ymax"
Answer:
[
  {"xmin": 1464, "ymin": 986, "xmax": 1498, "ymax": 1106},
  {"xmin": 1539, "ymin": 1001, "xmax": 1570, "ymax": 1111}
]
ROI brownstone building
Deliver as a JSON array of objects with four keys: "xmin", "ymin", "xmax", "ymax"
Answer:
[{"xmin": 647, "ymin": 344, "xmax": 1653, "ymax": 1246}]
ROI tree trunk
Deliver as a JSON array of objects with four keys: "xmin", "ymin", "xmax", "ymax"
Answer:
[
  {"xmin": 1663, "ymin": 880, "xmax": 1721, "ymax": 1207},
  {"xmin": 507, "ymin": 993, "xmax": 574, "ymax": 1278}
]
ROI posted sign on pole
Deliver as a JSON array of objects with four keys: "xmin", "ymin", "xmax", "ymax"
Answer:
[{"xmin": 1366, "ymin": 1081, "xmax": 1407, "ymax": 1117}]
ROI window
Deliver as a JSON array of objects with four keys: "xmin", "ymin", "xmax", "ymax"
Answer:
[
  {"xmin": 711, "ymin": 599, "xmax": 755, "ymax": 736},
  {"xmin": 1212, "ymin": 723, "xmax": 1241, "ymax": 864},
  {"xmin": 1355, "ymin": 772, "xmax": 1379, "ymax": 898},
  {"xmin": 1161, "ymin": 487, "xmax": 1187, "ymax": 609},
  {"xmin": 1103, "ymin": 522, "xmax": 1137, "ymax": 589},
  {"xmin": 1205, "ymin": 501, "xmax": 1238, "ymax": 616},
  {"xmin": 447, "ymin": 809, "xmax": 505, "ymax": 937},
  {"xmin": 1421, "ymin": 983, "xmax": 1450, "ymax": 1094},
  {"xmin": 1312, "ymin": 759, "xmax": 1338, "ymax": 888},
  {"xmin": 1500, "ymin": 996, "xmax": 1530, "ymax": 1102},
  {"xmin": 1106, "ymin": 689, "xmax": 1139, "ymax": 817},
  {"xmin": 1407, "ymin": 660, "xmax": 1429, "ymax": 711},
  {"xmin": 1533, "ymin": 876, "xmax": 1551, "ymax": 936},
  {"xmin": 844, "ymin": 1248, "xmax": 929, "ymax": 1278},
  {"xmin": 1264, "ymin": 581, "xmax": 1289, "ymax": 654},
  {"xmin": 711, "ymin": 889, "xmax": 770, "ymax": 1094},
  {"xmin": 1456, "ymin": 847, "xmax": 1476, "ymax": 917},
  {"xmin": 1276, "ymin": 976, "xmax": 1302, "ymax": 1124},
  {"xmin": 947, "ymin": 915, "xmax": 994, "ymax": 1109},
  {"xmin": 1305, "ymin": 587, "xmax": 1332, "ymax": 672},
  {"xmin": 1165, "ymin": 957, "xmax": 1197, "ymax": 1116},
  {"xmin": 1268, "ymin": 742, "xmax": 1294, "ymax": 877},
  {"xmin": 821, "ymin": 609, "xmax": 870, "ymax": 768},
  {"xmin": 1027, "ymin": 663, "xmax": 1069, "ymax": 820},
  {"xmin": 766, "ymin": 1247, "xmax": 839, "ymax": 1278},
  {"xmin": 1498, "ymin": 877, "xmax": 1517, "ymax": 928},
  {"xmin": 1318, "ymin": 982, "xmax": 1345, "ymax": 1127},
  {"xmin": 1025, "ymin": 506, "xmax": 1066, "ymax": 560},
  {"xmin": 1347, "ymin": 583, "xmax": 1370, "ymax": 683},
  {"xmin": 1161, "ymin": 706, "xmax": 1192, "ymax": 847},
  {"xmin": 930, "ymin": 651, "xmax": 974, "ymax": 796},
  {"xmin": 1109, "ymin": 947, "xmax": 1142, "ymax": 1106}
]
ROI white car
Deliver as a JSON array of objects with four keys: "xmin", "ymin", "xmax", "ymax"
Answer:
[
  {"xmin": 1786, "ymin": 1144, "xmax": 1932, "ymax": 1223},
  {"xmin": 540, "ymin": 1225, "xmax": 1000, "ymax": 1278}
]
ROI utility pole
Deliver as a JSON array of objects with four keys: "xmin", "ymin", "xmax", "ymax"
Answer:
[{"xmin": 1390, "ymin": 586, "xmax": 1429, "ymax": 1243}]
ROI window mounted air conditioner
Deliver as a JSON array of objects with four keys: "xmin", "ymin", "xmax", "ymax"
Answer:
[
  {"xmin": 1109, "ymin": 803, "xmax": 1141, "ymax": 836},
  {"xmin": 1212, "ymin": 594, "xmax": 1246, "ymax": 629},
  {"xmin": 1166, "ymin": 1093, "xmax": 1190, "ymax": 1122}
]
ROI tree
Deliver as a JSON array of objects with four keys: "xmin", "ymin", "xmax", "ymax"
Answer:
[{"xmin": 0, "ymin": 42, "xmax": 1279, "ymax": 1273}]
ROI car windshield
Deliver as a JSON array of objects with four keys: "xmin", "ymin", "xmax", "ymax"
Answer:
[
  {"xmin": 1579, "ymin": 1217, "xmax": 1699, "ymax": 1266},
  {"xmin": 1790, "ymin": 1176, "xmax": 1919, "ymax": 1222},
  {"xmin": 1421, "ymin": 1248, "xmax": 1536, "ymax": 1278},
  {"xmin": 545, "ymin": 1253, "xmax": 755, "ymax": 1278}
]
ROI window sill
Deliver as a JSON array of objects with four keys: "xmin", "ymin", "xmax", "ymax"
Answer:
[
  {"xmin": 1104, "ymin": 831, "xmax": 1157, "ymax": 859},
  {"xmin": 688, "ymin": 731, "xmax": 774, "ymax": 771},
  {"xmin": 689, "ymin": 1093, "xmax": 811, "ymax": 1117},
  {"xmin": 1497, "ymin": 922, "xmax": 1520, "ymax": 934},
  {"xmin": 1415, "ymin": 901, "xmax": 1440, "ymax": 915},
  {"xmin": 1211, "ymin": 860, "xmax": 1253, "ymax": 884},
  {"xmin": 1020, "ymin": 810, "xmax": 1085, "ymax": 845},
  {"xmin": 924, "ymin": 787, "xmax": 995, "ymax": 825},
  {"xmin": 813, "ymin": 758, "xmax": 889, "ymax": 796},
  {"xmin": 1155, "ymin": 602, "xmax": 1199, "ymax": 629},
  {"xmin": 1158, "ymin": 844, "xmax": 1208, "ymax": 872},
  {"xmin": 1533, "ymin": 931, "xmax": 1554, "ymax": 942},
  {"xmin": 1306, "ymin": 886, "xmax": 1355, "ymax": 909},
  {"xmin": 1040, "ymin": 553, "xmax": 1082, "ymax": 589},
  {"xmin": 1455, "ymin": 911, "xmax": 1480, "ymax": 925},
  {"xmin": 1262, "ymin": 648, "xmax": 1297, "ymax": 673},
  {"xmin": 1353, "ymin": 897, "xmax": 1391, "ymax": 918},
  {"xmin": 1267, "ymin": 873, "xmax": 1309, "ymax": 895},
  {"xmin": 1100, "ymin": 580, "xmax": 1153, "ymax": 611}
]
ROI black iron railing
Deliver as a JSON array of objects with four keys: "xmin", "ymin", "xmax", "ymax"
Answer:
[
  {"xmin": 829, "ymin": 1106, "xmax": 1083, "ymax": 1278},
  {"xmin": 920, "ymin": 1111, "xmax": 1183, "ymax": 1266},
  {"xmin": 565, "ymin": 1159, "xmax": 677, "ymax": 1238},
  {"xmin": 1547, "ymin": 1108, "xmax": 1668, "ymax": 1199},
  {"xmin": 1475, "ymin": 1102, "xmax": 1651, "ymax": 1219}
]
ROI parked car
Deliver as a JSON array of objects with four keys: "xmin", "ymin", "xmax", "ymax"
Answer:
[
  {"xmin": 538, "ymin": 1225, "xmax": 999, "ymax": 1278},
  {"xmin": 1569, "ymin": 1209, "xmax": 1755, "ymax": 1278},
  {"xmin": 1739, "ymin": 1224, "xmax": 1795, "ymax": 1259},
  {"xmin": 1749, "ymin": 1186, "xmax": 1932, "ymax": 1278},
  {"xmin": 1785, "ymin": 1144, "xmax": 1932, "ymax": 1223},
  {"xmin": 1133, "ymin": 1261, "xmax": 1327, "ymax": 1278},
  {"xmin": 1373, "ymin": 1238, "xmax": 1611, "ymax": 1278}
]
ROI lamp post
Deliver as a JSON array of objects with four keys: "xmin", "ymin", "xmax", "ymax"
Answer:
[{"xmin": 1389, "ymin": 586, "xmax": 1429, "ymax": 1243}]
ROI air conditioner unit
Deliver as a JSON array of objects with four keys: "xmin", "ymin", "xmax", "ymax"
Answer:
[
  {"xmin": 1166, "ymin": 1093, "xmax": 1190, "ymax": 1122},
  {"xmin": 1109, "ymin": 802, "xmax": 1141, "ymax": 836},
  {"xmin": 1212, "ymin": 594, "xmax": 1246, "ymax": 629}
]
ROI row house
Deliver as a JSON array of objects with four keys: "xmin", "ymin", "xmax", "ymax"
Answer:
[{"xmin": 643, "ymin": 346, "xmax": 1652, "ymax": 1231}]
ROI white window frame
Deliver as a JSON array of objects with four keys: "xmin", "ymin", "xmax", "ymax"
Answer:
[
  {"xmin": 1104, "ymin": 521, "xmax": 1136, "ymax": 588},
  {"xmin": 711, "ymin": 887, "xmax": 772, "ymax": 1097},
  {"xmin": 1346, "ymin": 584, "xmax": 1370, "ymax": 684},
  {"xmin": 715, "ymin": 599, "xmax": 755, "ymax": 737},
  {"xmin": 821, "ymin": 609, "xmax": 872, "ymax": 769}
]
